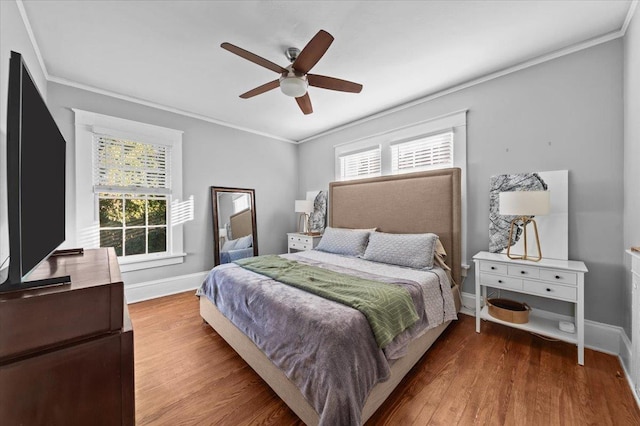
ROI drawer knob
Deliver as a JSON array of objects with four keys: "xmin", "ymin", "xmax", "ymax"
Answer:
[
  {"xmin": 555, "ymin": 275, "xmax": 561, "ymax": 279},
  {"xmin": 521, "ymin": 271, "xmax": 526, "ymax": 275},
  {"xmin": 498, "ymin": 280, "xmax": 503, "ymax": 284},
  {"xmin": 546, "ymin": 288, "xmax": 552, "ymax": 292},
  {"xmin": 491, "ymin": 266, "xmax": 496, "ymax": 270}
]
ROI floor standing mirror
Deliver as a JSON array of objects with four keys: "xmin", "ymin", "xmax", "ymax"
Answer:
[{"xmin": 211, "ymin": 187, "xmax": 258, "ymax": 266}]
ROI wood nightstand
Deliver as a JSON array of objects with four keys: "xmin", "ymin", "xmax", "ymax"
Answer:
[
  {"xmin": 287, "ymin": 233, "xmax": 321, "ymax": 253},
  {"xmin": 473, "ymin": 251, "xmax": 588, "ymax": 365}
]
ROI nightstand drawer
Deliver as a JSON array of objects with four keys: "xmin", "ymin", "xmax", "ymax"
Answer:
[
  {"xmin": 289, "ymin": 235, "xmax": 312, "ymax": 245},
  {"xmin": 539, "ymin": 269, "xmax": 577, "ymax": 285},
  {"xmin": 289, "ymin": 242, "xmax": 312, "ymax": 251},
  {"xmin": 508, "ymin": 265, "xmax": 539, "ymax": 279},
  {"xmin": 480, "ymin": 273, "xmax": 522, "ymax": 291},
  {"xmin": 480, "ymin": 261, "xmax": 508, "ymax": 275},
  {"xmin": 523, "ymin": 280, "xmax": 577, "ymax": 301}
]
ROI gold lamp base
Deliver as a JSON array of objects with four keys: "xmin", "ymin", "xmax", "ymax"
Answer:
[
  {"xmin": 506, "ymin": 216, "xmax": 542, "ymax": 262},
  {"xmin": 298, "ymin": 213, "xmax": 310, "ymax": 234}
]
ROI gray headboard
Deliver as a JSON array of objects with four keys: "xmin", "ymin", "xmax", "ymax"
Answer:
[{"xmin": 329, "ymin": 168, "xmax": 462, "ymax": 285}]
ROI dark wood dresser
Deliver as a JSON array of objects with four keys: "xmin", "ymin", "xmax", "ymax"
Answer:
[{"xmin": 0, "ymin": 248, "xmax": 134, "ymax": 425}]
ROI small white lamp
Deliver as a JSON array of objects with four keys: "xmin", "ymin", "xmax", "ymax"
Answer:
[
  {"xmin": 294, "ymin": 200, "xmax": 314, "ymax": 234},
  {"xmin": 499, "ymin": 190, "xmax": 550, "ymax": 262}
]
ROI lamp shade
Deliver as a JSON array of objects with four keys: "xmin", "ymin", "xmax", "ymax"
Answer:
[
  {"xmin": 294, "ymin": 199, "xmax": 314, "ymax": 214},
  {"xmin": 499, "ymin": 191, "xmax": 550, "ymax": 216}
]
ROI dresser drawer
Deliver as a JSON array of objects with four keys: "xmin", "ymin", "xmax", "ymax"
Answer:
[
  {"xmin": 480, "ymin": 261, "xmax": 508, "ymax": 275},
  {"xmin": 523, "ymin": 280, "xmax": 577, "ymax": 301},
  {"xmin": 632, "ymin": 255, "xmax": 640, "ymax": 275},
  {"xmin": 289, "ymin": 235, "xmax": 312, "ymax": 245},
  {"xmin": 508, "ymin": 265, "xmax": 539, "ymax": 279},
  {"xmin": 480, "ymin": 273, "xmax": 522, "ymax": 291},
  {"xmin": 539, "ymin": 269, "xmax": 577, "ymax": 286}
]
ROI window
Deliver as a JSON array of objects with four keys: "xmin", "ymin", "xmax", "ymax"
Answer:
[
  {"xmin": 94, "ymin": 136, "xmax": 170, "ymax": 257},
  {"xmin": 74, "ymin": 109, "xmax": 186, "ymax": 272},
  {"xmin": 232, "ymin": 193, "xmax": 250, "ymax": 213},
  {"xmin": 334, "ymin": 110, "xmax": 468, "ymax": 263},
  {"xmin": 338, "ymin": 147, "xmax": 381, "ymax": 180},
  {"xmin": 391, "ymin": 131, "xmax": 453, "ymax": 174}
]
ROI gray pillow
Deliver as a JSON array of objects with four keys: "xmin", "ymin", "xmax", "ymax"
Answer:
[
  {"xmin": 234, "ymin": 234, "xmax": 253, "ymax": 249},
  {"xmin": 221, "ymin": 238, "xmax": 237, "ymax": 252},
  {"xmin": 363, "ymin": 232, "xmax": 439, "ymax": 269},
  {"xmin": 315, "ymin": 227, "xmax": 371, "ymax": 257}
]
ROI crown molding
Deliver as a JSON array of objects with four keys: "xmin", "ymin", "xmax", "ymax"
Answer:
[
  {"xmin": 622, "ymin": 0, "xmax": 638, "ymax": 35},
  {"xmin": 48, "ymin": 75, "xmax": 296, "ymax": 144},
  {"xmin": 298, "ymin": 28, "xmax": 626, "ymax": 144},
  {"xmin": 16, "ymin": 0, "xmax": 49, "ymax": 80},
  {"xmin": 16, "ymin": 0, "xmax": 634, "ymax": 146}
]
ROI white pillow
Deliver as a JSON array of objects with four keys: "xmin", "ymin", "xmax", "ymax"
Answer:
[
  {"xmin": 363, "ymin": 232, "xmax": 439, "ymax": 269},
  {"xmin": 315, "ymin": 227, "xmax": 372, "ymax": 257},
  {"xmin": 234, "ymin": 234, "xmax": 253, "ymax": 249},
  {"xmin": 221, "ymin": 239, "xmax": 237, "ymax": 252}
]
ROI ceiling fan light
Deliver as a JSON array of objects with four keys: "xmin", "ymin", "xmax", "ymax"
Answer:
[{"xmin": 280, "ymin": 76, "xmax": 308, "ymax": 97}]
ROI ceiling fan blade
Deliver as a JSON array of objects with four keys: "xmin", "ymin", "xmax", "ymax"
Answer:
[
  {"xmin": 292, "ymin": 30, "xmax": 334, "ymax": 74},
  {"xmin": 240, "ymin": 80, "xmax": 280, "ymax": 99},
  {"xmin": 295, "ymin": 93, "xmax": 313, "ymax": 115},
  {"xmin": 221, "ymin": 42, "xmax": 288, "ymax": 74},
  {"xmin": 308, "ymin": 74, "xmax": 363, "ymax": 93}
]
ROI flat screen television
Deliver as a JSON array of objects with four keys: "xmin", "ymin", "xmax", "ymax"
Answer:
[{"xmin": 0, "ymin": 51, "xmax": 69, "ymax": 292}]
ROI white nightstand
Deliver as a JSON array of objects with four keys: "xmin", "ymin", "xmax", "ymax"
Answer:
[
  {"xmin": 473, "ymin": 251, "xmax": 588, "ymax": 365},
  {"xmin": 287, "ymin": 233, "xmax": 322, "ymax": 253}
]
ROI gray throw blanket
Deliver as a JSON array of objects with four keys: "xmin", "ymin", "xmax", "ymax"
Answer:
[{"xmin": 234, "ymin": 255, "xmax": 420, "ymax": 348}]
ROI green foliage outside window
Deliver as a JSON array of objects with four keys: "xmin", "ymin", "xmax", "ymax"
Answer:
[{"xmin": 99, "ymin": 194, "xmax": 167, "ymax": 256}]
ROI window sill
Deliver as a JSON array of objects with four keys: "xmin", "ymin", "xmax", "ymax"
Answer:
[{"xmin": 118, "ymin": 252, "xmax": 186, "ymax": 273}]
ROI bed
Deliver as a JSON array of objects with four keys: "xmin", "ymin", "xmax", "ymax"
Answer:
[{"xmin": 199, "ymin": 168, "xmax": 462, "ymax": 425}]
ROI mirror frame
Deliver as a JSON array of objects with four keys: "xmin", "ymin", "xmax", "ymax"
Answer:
[{"xmin": 211, "ymin": 186, "xmax": 258, "ymax": 266}]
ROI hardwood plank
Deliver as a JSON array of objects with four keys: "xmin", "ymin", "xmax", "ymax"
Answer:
[{"xmin": 128, "ymin": 291, "xmax": 640, "ymax": 425}]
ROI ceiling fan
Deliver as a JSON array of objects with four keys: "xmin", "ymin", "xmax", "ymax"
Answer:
[{"xmin": 221, "ymin": 30, "xmax": 363, "ymax": 115}]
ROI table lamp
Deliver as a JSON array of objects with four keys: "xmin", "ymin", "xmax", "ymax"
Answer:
[
  {"xmin": 499, "ymin": 190, "xmax": 550, "ymax": 261},
  {"xmin": 295, "ymin": 200, "xmax": 314, "ymax": 234}
]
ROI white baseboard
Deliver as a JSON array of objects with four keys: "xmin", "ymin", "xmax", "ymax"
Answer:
[
  {"xmin": 125, "ymin": 270, "xmax": 209, "ymax": 304},
  {"xmin": 618, "ymin": 331, "xmax": 640, "ymax": 407}
]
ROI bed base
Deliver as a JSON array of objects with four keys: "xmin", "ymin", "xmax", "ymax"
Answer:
[{"xmin": 199, "ymin": 284, "xmax": 461, "ymax": 425}]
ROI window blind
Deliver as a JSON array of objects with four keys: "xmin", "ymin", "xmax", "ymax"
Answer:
[
  {"xmin": 391, "ymin": 131, "xmax": 453, "ymax": 173},
  {"xmin": 339, "ymin": 147, "xmax": 381, "ymax": 180},
  {"xmin": 93, "ymin": 135, "xmax": 171, "ymax": 195}
]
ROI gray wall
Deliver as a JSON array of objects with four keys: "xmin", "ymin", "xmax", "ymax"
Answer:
[
  {"xmin": 298, "ymin": 40, "xmax": 625, "ymax": 327},
  {"xmin": 0, "ymin": 0, "xmax": 49, "ymax": 281},
  {"xmin": 1, "ymin": 2, "xmax": 632, "ymax": 332},
  {"xmin": 623, "ymin": 9, "xmax": 640, "ymax": 336},
  {"xmin": 47, "ymin": 82, "xmax": 298, "ymax": 285}
]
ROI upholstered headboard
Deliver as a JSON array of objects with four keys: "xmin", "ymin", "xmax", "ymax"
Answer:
[
  {"xmin": 329, "ymin": 168, "xmax": 462, "ymax": 285},
  {"xmin": 230, "ymin": 208, "xmax": 253, "ymax": 240}
]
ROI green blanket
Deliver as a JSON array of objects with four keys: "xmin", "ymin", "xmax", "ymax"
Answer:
[{"xmin": 235, "ymin": 255, "xmax": 419, "ymax": 348}]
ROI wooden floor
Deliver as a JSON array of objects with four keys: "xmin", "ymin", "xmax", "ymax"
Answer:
[{"xmin": 128, "ymin": 291, "xmax": 640, "ymax": 425}]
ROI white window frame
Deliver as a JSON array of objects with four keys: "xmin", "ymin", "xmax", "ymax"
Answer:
[
  {"xmin": 337, "ymin": 146, "xmax": 382, "ymax": 181},
  {"xmin": 232, "ymin": 193, "xmax": 250, "ymax": 213},
  {"xmin": 73, "ymin": 109, "xmax": 185, "ymax": 272},
  {"xmin": 334, "ymin": 110, "xmax": 468, "ymax": 263},
  {"xmin": 391, "ymin": 131, "xmax": 453, "ymax": 174}
]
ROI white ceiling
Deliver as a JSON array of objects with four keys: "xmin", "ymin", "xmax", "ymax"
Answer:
[{"xmin": 21, "ymin": 0, "xmax": 633, "ymax": 142}]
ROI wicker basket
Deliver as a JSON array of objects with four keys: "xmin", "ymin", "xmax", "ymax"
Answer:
[{"xmin": 487, "ymin": 298, "xmax": 531, "ymax": 324}]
